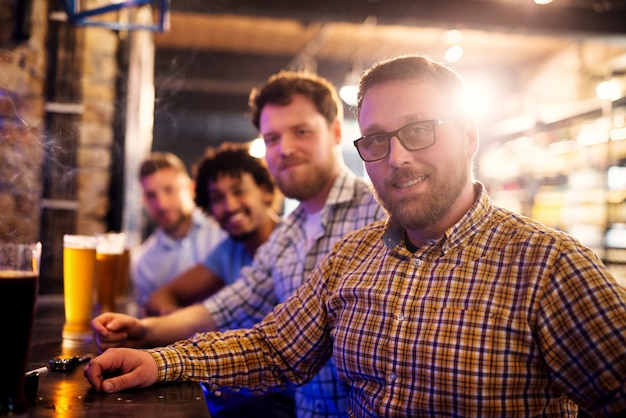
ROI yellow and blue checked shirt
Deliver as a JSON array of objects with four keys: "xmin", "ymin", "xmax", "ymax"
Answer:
[{"xmin": 149, "ymin": 182, "xmax": 626, "ymax": 417}]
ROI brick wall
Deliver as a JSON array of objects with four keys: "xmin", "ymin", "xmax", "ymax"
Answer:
[
  {"xmin": 1, "ymin": 0, "xmax": 122, "ymax": 293},
  {"xmin": 0, "ymin": 0, "xmax": 46, "ymax": 244}
]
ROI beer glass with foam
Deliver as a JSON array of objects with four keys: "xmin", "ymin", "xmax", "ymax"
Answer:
[
  {"xmin": 62, "ymin": 235, "xmax": 96, "ymax": 341},
  {"xmin": 0, "ymin": 242, "xmax": 41, "ymax": 415},
  {"xmin": 95, "ymin": 233, "xmax": 126, "ymax": 312}
]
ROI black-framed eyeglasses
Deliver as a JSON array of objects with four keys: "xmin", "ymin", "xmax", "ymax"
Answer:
[{"xmin": 353, "ymin": 118, "xmax": 455, "ymax": 162}]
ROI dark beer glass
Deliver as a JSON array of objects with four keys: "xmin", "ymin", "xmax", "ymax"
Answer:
[{"xmin": 0, "ymin": 243, "xmax": 41, "ymax": 416}]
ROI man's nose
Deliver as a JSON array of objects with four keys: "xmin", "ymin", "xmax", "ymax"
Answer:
[
  {"xmin": 387, "ymin": 135, "xmax": 413, "ymax": 166},
  {"xmin": 223, "ymin": 194, "xmax": 241, "ymax": 212},
  {"xmin": 277, "ymin": 134, "xmax": 297, "ymax": 157}
]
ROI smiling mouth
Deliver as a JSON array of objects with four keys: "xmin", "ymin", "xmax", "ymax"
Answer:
[
  {"xmin": 226, "ymin": 213, "xmax": 246, "ymax": 225},
  {"xmin": 395, "ymin": 175, "xmax": 427, "ymax": 189}
]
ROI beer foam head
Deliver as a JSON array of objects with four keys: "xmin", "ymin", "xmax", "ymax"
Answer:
[
  {"xmin": 95, "ymin": 233, "xmax": 126, "ymax": 254},
  {"xmin": 64, "ymin": 235, "xmax": 97, "ymax": 249}
]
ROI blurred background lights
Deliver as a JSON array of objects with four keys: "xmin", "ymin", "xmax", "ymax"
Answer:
[
  {"xmin": 445, "ymin": 44, "xmax": 464, "ymax": 63},
  {"xmin": 596, "ymin": 79, "xmax": 622, "ymax": 101},
  {"xmin": 463, "ymin": 76, "xmax": 498, "ymax": 121},
  {"xmin": 443, "ymin": 29, "xmax": 463, "ymax": 44},
  {"xmin": 248, "ymin": 137, "xmax": 266, "ymax": 158},
  {"xmin": 442, "ymin": 29, "xmax": 464, "ymax": 63},
  {"xmin": 339, "ymin": 61, "xmax": 362, "ymax": 106},
  {"xmin": 339, "ymin": 84, "xmax": 359, "ymax": 106}
]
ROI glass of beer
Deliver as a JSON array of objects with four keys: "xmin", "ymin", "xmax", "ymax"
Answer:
[
  {"xmin": 95, "ymin": 233, "xmax": 126, "ymax": 313},
  {"xmin": 0, "ymin": 242, "xmax": 41, "ymax": 416},
  {"xmin": 62, "ymin": 234, "xmax": 97, "ymax": 342}
]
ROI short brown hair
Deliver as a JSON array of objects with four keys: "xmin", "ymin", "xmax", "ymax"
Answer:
[
  {"xmin": 138, "ymin": 152, "xmax": 190, "ymax": 180},
  {"xmin": 357, "ymin": 54, "xmax": 467, "ymax": 120},
  {"xmin": 248, "ymin": 70, "xmax": 343, "ymax": 130}
]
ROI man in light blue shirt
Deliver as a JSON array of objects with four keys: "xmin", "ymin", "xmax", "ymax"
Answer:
[{"xmin": 131, "ymin": 152, "xmax": 226, "ymax": 313}]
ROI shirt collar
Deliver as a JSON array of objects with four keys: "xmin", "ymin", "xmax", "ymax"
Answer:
[
  {"xmin": 155, "ymin": 208, "xmax": 207, "ymax": 249},
  {"xmin": 290, "ymin": 168, "xmax": 361, "ymax": 223},
  {"xmin": 324, "ymin": 168, "xmax": 360, "ymax": 207},
  {"xmin": 382, "ymin": 182, "xmax": 492, "ymax": 253}
]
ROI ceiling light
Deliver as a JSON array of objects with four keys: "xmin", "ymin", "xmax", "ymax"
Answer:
[
  {"xmin": 248, "ymin": 137, "xmax": 266, "ymax": 158},
  {"xmin": 444, "ymin": 45, "xmax": 464, "ymax": 63},
  {"xmin": 596, "ymin": 80, "xmax": 622, "ymax": 101},
  {"xmin": 534, "ymin": 0, "xmax": 554, "ymax": 4},
  {"xmin": 339, "ymin": 84, "xmax": 359, "ymax": 106},
  {"xmin": 340, "ymin": 61, "xmax": 362, "ymax": 106},
  {"xmin": 443, "ymin": 29, "xmax": 463, "ymax": 44}
]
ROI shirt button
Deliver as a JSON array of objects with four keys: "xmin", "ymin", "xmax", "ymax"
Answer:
[
  {"xmin": 396, "ymin": 313, "xmax": 405, "ymax": 321},
  {"xmin": 388, "ymin": 372, "xmax": 396, "ymax": 382},
  {"xmin": 413, "ymin": 259, "xmax": 421, "ymax": 266}
]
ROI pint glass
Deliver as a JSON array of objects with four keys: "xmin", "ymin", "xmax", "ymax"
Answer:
[
  {"xmin": 95, "ymin": 233, "xmax": 126, "ymax": 312},
  {"xmin": 0, "ymin": 242, "xmax": 41, "ymax": 415},
  {"xmin": 62, "ymin": 235, "xmax": 96, "ymax": 341}
]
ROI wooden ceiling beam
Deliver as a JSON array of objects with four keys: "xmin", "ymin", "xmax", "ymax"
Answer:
[{"xmin": 172, "ymin": 0, "xmax": 626, "ymax": 37}]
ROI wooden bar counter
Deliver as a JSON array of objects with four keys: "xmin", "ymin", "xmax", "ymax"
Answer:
[{"xmin": 25, "ymin": 295, "xmax": 211, "ymax": 417}]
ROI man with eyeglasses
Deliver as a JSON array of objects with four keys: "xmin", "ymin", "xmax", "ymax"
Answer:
[{"xmin": 85, "ymin": 54, "xmax": 626, "ymax": 417}]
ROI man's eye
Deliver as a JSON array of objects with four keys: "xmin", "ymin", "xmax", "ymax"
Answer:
[
  {"xmin": 363, "ymin": 135, "xmax": 387, "ymax": 146},
  {"xmin": 406, "ymin": 124, "xmax": 428, "ymax": 137},
  {"xmin": 263, "ymin": 135, "xmax": 278, "ymax": 145}
]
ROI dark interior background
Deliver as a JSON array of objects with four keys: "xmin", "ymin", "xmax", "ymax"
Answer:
[{"xmin": 149, "ymin": 0, "xmax": 626, "ymax": 169}]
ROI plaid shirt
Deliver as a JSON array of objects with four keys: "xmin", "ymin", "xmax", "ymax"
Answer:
[
  {"xmin": 201, "ymin": 168, "xmax": 386, "ymax": 417},
  {"xmin": 150, "ymin": 182, "xmax": 626, "ymax": 417}
]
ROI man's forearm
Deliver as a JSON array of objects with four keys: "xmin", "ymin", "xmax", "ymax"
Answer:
[{"xmin": 142, "ymin": 304, "xmax": 219, "ymax": 347}]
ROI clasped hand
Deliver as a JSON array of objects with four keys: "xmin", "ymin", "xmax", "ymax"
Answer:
[{"xmin": 91, "ymin": 312, "xmax": 148, "ymax": 352}]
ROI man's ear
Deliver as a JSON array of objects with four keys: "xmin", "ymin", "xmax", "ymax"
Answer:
[
  {"xmin": 331, "ymin": 118, "xmax": 343, "ymax": 146},
  {"xmin": 465, "ymin": 120, "xmax": 479, "ymax": 158}
]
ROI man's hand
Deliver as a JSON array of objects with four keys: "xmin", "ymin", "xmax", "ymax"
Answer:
[
  {"xmin": 83, "ymin": 348, "xmax": 158, "ymax": 393},
  {"xmin": 91, "ymin": 313, "xmax": 148, "ymax": 352}
]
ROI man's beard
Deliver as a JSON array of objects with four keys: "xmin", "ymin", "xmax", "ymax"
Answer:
[
  {"xmin": 275, "ymin": 159, "xmax": 336, "ymax": 202},
  {"xmin": 161, "ymin": 211, "xmax": 189, "ymax": 235},
  {"xmin": 276, "ymin": 173, "xmax": 328, "ymax": 201},
  {"xmin": 373, "ymin": 163, "xmax": 469, "ymax": 231}
]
